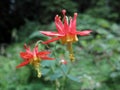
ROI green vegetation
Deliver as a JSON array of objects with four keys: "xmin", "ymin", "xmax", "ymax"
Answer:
[{"xmin": 1, "ymin": 13, "xmax": 120, "ymax": 90}]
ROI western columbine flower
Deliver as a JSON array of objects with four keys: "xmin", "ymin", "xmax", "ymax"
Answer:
[
  {"xmin": 16, "ymin": 44, "xmax": 54, "ymax": 78},
  {"xmin": 40, "ymin": 9, "xmax": 92, "ymax": 62},
  {"xmin": 60, "ymin": 59, "xmax": 67, "ymax": 65}
]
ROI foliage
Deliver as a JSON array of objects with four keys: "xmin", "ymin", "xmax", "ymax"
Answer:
[
  {"xmin": 1, "ymin": 1, "xmax": 120, "ymax": 89},
  {"xmin": 84, "ymin": 0, "xmax": 119, "ymax": 22},
  {"xmin": 0, "ymin": 44, "xmax": 30, "ymax": 90},
  {"xmin": 17, "ymin": 20, "xmax": 42, "ymax": 42},
  {"xmin": 1, "ymin": 13, "xmax": 120, "ymax": 90},
  {"xmin": 17, "ymin": 21, "xmax": 56, "ymax": 43}
]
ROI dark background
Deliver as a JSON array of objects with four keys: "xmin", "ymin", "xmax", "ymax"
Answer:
[{"xmin": 0, "ymin": 0, "xmax": 120, "ymax": 43}]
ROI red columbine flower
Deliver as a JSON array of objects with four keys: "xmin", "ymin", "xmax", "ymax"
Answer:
[
  {"xmin": 40, "ymin": 9, "xmax": 92, "ymax": 62},
  {"xmin": 16, "ymin": 44, "xmax": 54, "ymax": 78},
  {"xmin": 40, "ymin": 9, "xmax": 92, "ymax": 44},
  {"xmin": 60, "ymin": 59, "xmax": 67, "ymax": 65}
]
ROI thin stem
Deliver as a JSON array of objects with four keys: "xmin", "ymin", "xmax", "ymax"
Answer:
[
  {"xmin": 35, "ymin": 40, "xmax": 49, "ymax": 49},
  {"xmin": 53, "ymin": 45, "xmax": 68, "ymax": 90},
  {"xmin": 50, "ymin": 65, "xmax": 60, "ymax": 90},
  {"xmin": 35, "ymin": 40, "xmax": 42, "ymax": 46}
]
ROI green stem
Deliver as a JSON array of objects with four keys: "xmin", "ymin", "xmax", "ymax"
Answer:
[
  {"xmin": 50, "ymin": 65, "xmax": 60, "ymax": 90},
  {"xmin": 52, "ymin": 44, "xmax": 74, "ymax": 90},
  {"xmin": 35, "ymin": 40, "xmax": 49, "ymax": 49},
  {"xmin": 35, "ymin": 40, "xmax": 42, "ymax": 46},
  {"xmin": 53, "ymin": 45, "xmax": 68, "ymax": 90}
]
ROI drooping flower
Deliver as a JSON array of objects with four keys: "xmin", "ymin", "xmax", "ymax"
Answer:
[
  {"xmin": 16, "ymin": 44, "xmax": 54, "ymax": 78},
  {"xmin": 60, "ymin": 59, "xmax": 67, "ymax": 65},
  {"xmin": 40, "ymin": 9, "xmax": 92, "ymax": 62}
]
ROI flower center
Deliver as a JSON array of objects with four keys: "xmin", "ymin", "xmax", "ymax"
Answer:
[
  {"xmin": 34, "ymin": 56, "xmax": 38, "ymax": 61},
  {"xmin": 60, "ymin": 34, "xmax": 78, "ymax": 44},
  {"xmin": 30, "ymin": 56, "xmax": 41, "ymax": 65}
]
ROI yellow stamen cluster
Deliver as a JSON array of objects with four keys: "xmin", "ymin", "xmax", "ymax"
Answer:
[
  {"xmin": 69, "ymin": 54, "xmax": 75, "ymax": 62},
  {"xmin": 60, "ymin": 34, "xmax": 78, "ymax": 62},
  {"xmin": 60, "ymin": 34, "xmax": 78, "ymax": 44},
  {"xmin": 67, "ymin": 42, "xmax": 75, "ymax": 62},
  {"xmin": 30, "ymin": 56, "xmax": 41, "ymax": 78},
  {"xmin": 35, "ymin": 66, "xmax": 41, "ymax": 78}
]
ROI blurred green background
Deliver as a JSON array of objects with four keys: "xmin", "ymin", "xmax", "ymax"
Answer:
[{"xmin": 0, "ymin": 0, "xmax": 120, "ymax": 90}]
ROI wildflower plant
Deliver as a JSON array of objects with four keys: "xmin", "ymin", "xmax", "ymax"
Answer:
[
  {"xmin": 16, "ymin": 44, "xmax": 54, "ymax": 78},
  {"xmin": 16, "ymin": 9, "xmax": 92, "ymax": 90},
  {"xmin": 40, "ymin": 9, "xmax": 92, "ymax": 62}
]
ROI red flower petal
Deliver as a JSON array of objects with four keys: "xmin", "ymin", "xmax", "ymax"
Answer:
[
  {"xmin": 42, "ymin": 37, "xmax": 61, "ymax": 44},
  {"xmin": 71, "ymin": 13, "xmax": 78, "ymax": 33},
  {"xmin": 34, "ymin": 45, "xmax": 38, "ymax": 53},
  {"xmin": 37, "ymin": 51, "xmax": 51, "ymax": 56},
  {"xmin": 33, "ymin": 45, "xmax": 39, "ymax": 56},
  {"xmin": 76, "ymin": 30, "xmax": 92, "ymax": 36},
  {"xmin": 20, "ymin": 52, "xmax": 33, "ymax": 59},
  {"xmin": 69, "ymin": 17, "xmax": 73, "ymax": 32},
  {"xmin": 24, "ymin": 44, "xmax": 33, "ymax": 54},
  {"xmin": 55, "ymin": 15, "xmax": 64, "ymax": 34},
  {"xmin": 62, "ymin": 9, "xmax": 66, "ymax": 16},
  {"xmin": 40, "ymin": 31, "xmax": 64, "ymax": 37},
  {"xmin": 64, "ymin": 18, "xmax": 69, "ymax": 34},
  {"xmin": 16, "ymin": 60, "xmax": 30, "ymax": 68},
  {"xmin": 41, "ymin": 56, "xmax": 54, "ymax": 60}
]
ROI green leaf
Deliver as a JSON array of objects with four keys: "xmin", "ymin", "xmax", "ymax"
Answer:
[
  {"xmin": 60, "ymin": 64, "xmax": 69, "ymax": 74},
  {"xmin": 41, "ymin": 68, "xmax": 50, "ymax": 75},
  {"xmin": 41, "ymin": 60, "xmax": 55, "ymax": 67},
  {"xmin": 67, "ymin": 75, "xmax": 80, "ymax": 83},
  {"xmin": 28, "ymin": 31, "xmax": 48, "ymax": 40},
  {"xmin": 50, "ymin": 72, "xmax": 62, "ymax": 81}
]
